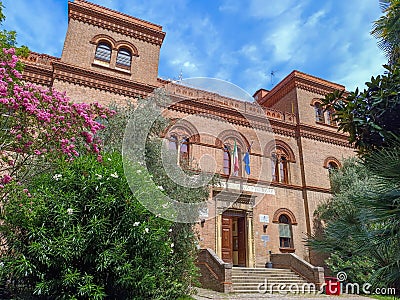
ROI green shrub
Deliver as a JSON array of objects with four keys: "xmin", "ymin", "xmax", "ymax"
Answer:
[
  {"xmin": 326, "ymin": 251, "xmax": 376, "ymax": 285},
  {"xmin": 0, "ymin": 152, "xmax": 197, "ymax": 299}
]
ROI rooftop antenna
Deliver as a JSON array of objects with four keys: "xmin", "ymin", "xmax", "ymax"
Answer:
[
  {"xmin": 270, "ymin": 70, "xmax": 278, "ymax": 87},
  {"xmin": 178, "ymin": 69, "xmax": 183, "ymax": 82}
]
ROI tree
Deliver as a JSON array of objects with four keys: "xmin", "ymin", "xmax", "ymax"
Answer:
[
  {"xmin": 0, "ymin": 91, "xmax": 212, "ymax": 298},
  {"xmin": 357, "ymin": 140, "xmax": 400, "ymax": 289},
  {"xmin": 372, "ymin": 0, "xmax": 400, "ymax": 64},
  {"xmin": 0, "ymin": 153, "xmax": 196, "ymax": 299},
  {"xmin": 323, "ymin": 0, "xmax": 400, "ymax": 154},
  {"xmin": 0, "ymin": 48, "xmax": 114, "ymax": 193},
  {"xmin": 0, "ymin": 1, "xmax": 29, "ymax": 67},
  {"xmin": 0, "ymin": 3, "xmax": 207, "ymax": 298},
  {"xmin": 309, "ymin": 144, "xmax": 400, "ymax": 291},
  {"xmin": 322, "ymin": 63, "xmax": 400, "ymax": 154},
  {"xmin": 313, "ymin": 2, "xmax": 400, "ymax": 292}
]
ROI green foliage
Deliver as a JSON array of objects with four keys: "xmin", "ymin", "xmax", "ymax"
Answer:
[
  {"xmin": 96, "ymin": 98, "xmax": 138, "ymax": 154},
  {"xmin": 0, "ymin": 153, "xmax": 197, "ymax": 299},
  {"xmin": 355, "ymin": 140, "xmax": 400, "ymax": 290},
  {"xmin": 316, "ymin": 4, "xmax": 400, "ymax": 291},
  {"xmin": 322, "ymin": 63, "xmax": 400, "ymax": 154},
  {"xmin": 309, "ymin": 143, "xmax": 400, "ymax": 292},
  {"xmin": 0, "ymin": 1, "xmax": 29, "ymax": 71},
  {"xmin": 310, "ymin": 159, "xmax": 379, "ymax": 282},
  {"xmin": 326, "ymin": 252, "xmax": 376, "ymax": 285},
  {"xmin": 370, "ymin": 295, "xmax": 399, "ymax": 300},
  {"xmin": 372, "ymin": 0, "xmax": 400, "ymax": 64}
]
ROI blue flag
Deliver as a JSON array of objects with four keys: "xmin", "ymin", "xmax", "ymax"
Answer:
[{"xmin": 243, "ymin": 151, "xmax": 250, "ymax": 175}]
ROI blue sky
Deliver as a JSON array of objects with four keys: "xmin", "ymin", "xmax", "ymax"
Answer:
[{"xmin": 2, "ymin": 0, "xmax": 387, "ymax": 95}]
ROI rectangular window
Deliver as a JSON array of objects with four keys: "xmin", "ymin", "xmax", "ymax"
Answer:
[
  {"xmin": 279, "ymin": 224, "xmax": 291, "ymax": 248},
  {"xmin": 95, "ymin": 44, "xmax": 111, "ymax": 62},
  {"xmin": 271, "ymin": 159, "xmax": 277, "ymax": 182},
  {"xmin": 279, "ymin": 224, "xmax": 291, "ymax": 238},
  {"xmin": 223, "ymin": 150, "xmax": 230, "ymax": 175},
  {"xmin": 280, "ymin": 237, "xmax": 291, "ymax": 248},
  {"xmin": 116, "ymin": 49, "xmax": 132, "ymax": 67}
]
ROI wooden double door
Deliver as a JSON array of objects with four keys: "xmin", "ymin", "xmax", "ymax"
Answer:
[{"xmin": 221, "ymin": 211, "xmax": 247, "ymax": 266}]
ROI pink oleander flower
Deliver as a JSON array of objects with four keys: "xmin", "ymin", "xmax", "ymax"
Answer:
[
  {"xmin": 1, "ymin": 174, "xmax": 12, "ymax": 184},
  {"xmin": 0, "ymin": 48, "xmax": 114, "ymax": 183}
]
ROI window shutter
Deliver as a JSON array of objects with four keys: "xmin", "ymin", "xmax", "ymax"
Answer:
[
  {"xmin": 95, "ymin": 43, "xmax": 111, "ymax": 62},
  {"xmin": 279, "ymin": 224, "xmax": 291, "ymax": 238},
  {"xmin": 116, "ymin": 49, "xmax": 132, "ymax": 67}
]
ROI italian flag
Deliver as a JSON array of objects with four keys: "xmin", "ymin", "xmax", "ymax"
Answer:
[{"xmin": 233, "ymin": 140, "xmax": 239, "ymax": 176}]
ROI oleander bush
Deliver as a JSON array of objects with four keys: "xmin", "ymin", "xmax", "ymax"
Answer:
[{"xmin": 0, "ymin": 152, "xmax": 198, "ymax": 299}]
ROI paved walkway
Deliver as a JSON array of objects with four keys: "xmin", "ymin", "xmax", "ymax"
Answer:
[{"xmin": 193, "ymin": 288, "xmax": 373, "ymax": 300}]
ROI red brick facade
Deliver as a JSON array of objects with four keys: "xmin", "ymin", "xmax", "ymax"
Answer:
[{"xmin": 20, "ymin": 0, "xmax": 355, "ymax": 268}]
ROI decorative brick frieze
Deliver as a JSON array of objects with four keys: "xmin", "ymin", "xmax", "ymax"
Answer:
[
  {"xmin": 69, "ymin": 0, "xmax": 165, "ymax": 46},
  {"xmin": 21, "ymin": 64, "xmax": 54, "ymax": 87},
  {"xmin": 299, "ymin": 123, "xmax": 351, "ymax": 147},
  {"xmin": 52, "ymin": 61, "xmax": 155, "ymax": 98},
  {"xmin": 258, "ymin": 70, "xmax": 345, "ymax": 107}
]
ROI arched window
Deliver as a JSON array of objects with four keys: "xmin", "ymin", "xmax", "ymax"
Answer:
[
  {"xmin": 223, "ymin": 145, "xmax": 231, "ymax": 175},
  {"xmin": 278, "ymin": 214, "xmax": 293, "ymax": 249},
  {"xmin": 328, "ymin": 161, "xmax": 339, "ymax": 171},
  {"xmin": 323, "ymin": 157, "xmax": 341, "ymax": 172},
  {"xmin": 266, "ymin": 140, "xmax": 294, "ymax": 184},
  {"xmin": 180, "ymin": 137, "xmax": 190, "ymax": 165},
  {"xmin": 222, "ymin": 143, "xmax": 242, "ymax": 176},
  {"xmin": 168, "ymin": 135, "xmax": 178, "ymax": 151},
  {"xmin": 95, "ymin": 42, "xmax": 112, "ymax": 62},
  {"xmin": 314, "ymin": 102, "xmax": 325, "ymax": 123},
  {"xmin": 326, "ymin": 109, "xmax": 336, "ymax": 126},
  {"xmin": 116, "ymin": 47, "xmax": 132, "ymax": 68},
  {"xmin": 167, "ymin": 135, "xmax": 191, "ymax": 167},
  {"xmin": 233, "ymin": 145, "xmax": 242, "ymax": 177},
  {"xmin": 271, "ymin": 149, "xmax": 289, "ymax": 184}
]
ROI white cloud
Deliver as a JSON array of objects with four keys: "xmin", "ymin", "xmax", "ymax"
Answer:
[
  {"xmin": 3, "ymin": 0, "xmax": 67, "ymax": 56},
  {"xmin": 263, "ymin": 19, "xmax": 301, "ymax": 62},
  {"xmin": 331, "ymin": 35, "xmax": 386, "ymax": 90},
  {"xmin": 305, "ymin": 9, "xmax": 326, "ymax": 27},
  {"xmin": 240, "ymin": 44, "xmax": 260, "ymax": 62},
  {"xmin": 248, "ymin": 0, "xmax": 293, "ymax": 18},
  {"xmin": 218, "ymin": 0, "xmax": 241, "ymax": 13},
  {"xmin": 3, "ymin": 0, "xmax": 387, "ymax": 96},
  {"xmin": 183, "ymin": 61, "xmax": 198, "ymax": 72}
]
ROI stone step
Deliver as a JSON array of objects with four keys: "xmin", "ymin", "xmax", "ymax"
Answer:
[
  {"xmin": 233, "ymin": 288, "xmax": 319, "ymax": 295},
  {"xmin": 232, "ymin": 267, "xmax": 293, "ymax": 272},
  {"xmin": 232, "ymin": 277, "xmax": 305, "ymax": 282},
  {"xmin": 233, "ymin": 284, "xmax": 318, "ymax": 293},
  {"xmin": 232, "ymin": 276, "xmax": 300, "ymax": 280},
  {"xmin": 231, "ymin": 267, "xmax": 314, "ymax": 293},
  {"xmin": 232, "ymin": 278, "xmax": 307, "ymax": 284},
  {"xmin": 232, "ymin": 274, "xmax": 302, "ymax": 278},
  {"xmin": 232, "ymin": 282, "xmax": 308, "ymax": 291},
  {"xmin": 232, "ymin": 270, "xmax": 302, "ymax": 276},
  {"xmin": 233, "ymin": 279, "xmax": 308, "ymax": 284},
  {"xmin": 232, "ymin": 271, "xmax": 294, "ymax": 275}
]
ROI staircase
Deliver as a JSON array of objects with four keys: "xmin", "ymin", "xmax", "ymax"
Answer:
[{"xmin": 232, "ymin": 267, "xmax": 316, "ymax": 294}]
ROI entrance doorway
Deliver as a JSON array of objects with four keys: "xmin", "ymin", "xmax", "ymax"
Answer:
[{"xmin": 221, "ymin": 211, "xmax": 247, "ymax": 266}]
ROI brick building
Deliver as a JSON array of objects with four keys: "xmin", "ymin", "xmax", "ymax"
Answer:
[{"xmin": 20, "ymin": 0, "xmax": 355, "ymax": 290}]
